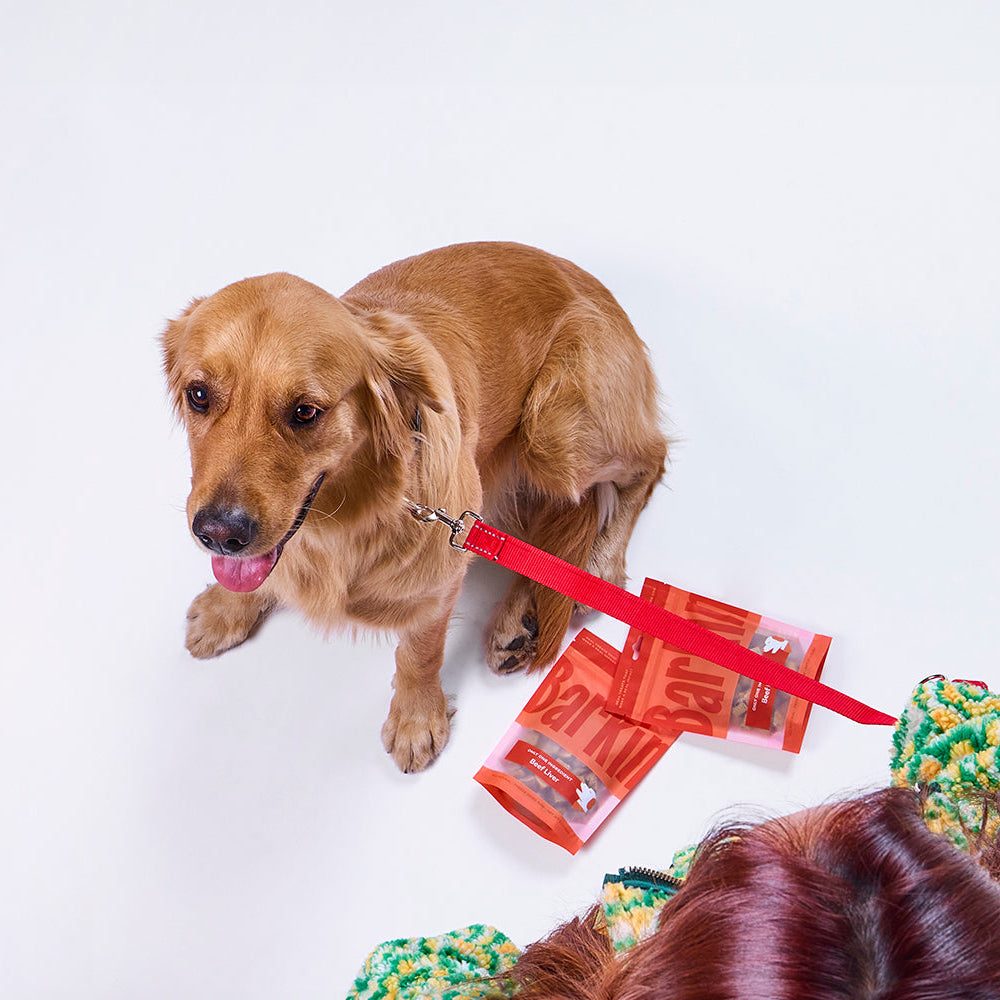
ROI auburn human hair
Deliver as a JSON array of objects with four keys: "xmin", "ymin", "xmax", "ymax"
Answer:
[{"xmin": 508, "ymin": 787, "xmax": 1000, "ymax": 1000}]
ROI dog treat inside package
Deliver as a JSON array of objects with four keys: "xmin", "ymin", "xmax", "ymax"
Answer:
[
  {"xmin": 608, "ymin": 579, "xmax": 832, "ymax": 754},
  {"xmin": 475, "ymin": 630, "xmax": 680, "ymax": 854}
]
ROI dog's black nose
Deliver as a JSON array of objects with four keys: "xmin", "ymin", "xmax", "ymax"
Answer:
[{"xmin": 192, "ymin": 507, "xmax": 259, "ymax": 556}]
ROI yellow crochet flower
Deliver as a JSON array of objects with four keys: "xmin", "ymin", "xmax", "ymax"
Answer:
[
  {"xmin": 942, "ymin": 761, "xmax": 961, "ymax": 783},
  {"xmin": 968, "ymin": 698, "xmax": 1000, "ymax": 717},
  {"xmin": 925, "ymin": 814, "xmax": 946, "ymax": 835},
  {"xmin": 930, "ymin": 706, "xmax": 963, "ymax": 731},
  {"xmin": 917, "ymin": 757, "xmax": 942, "ymax": 782}
]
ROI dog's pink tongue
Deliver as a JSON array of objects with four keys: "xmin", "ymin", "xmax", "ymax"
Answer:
[{"xmin": 211, "ymin": 551, "xmax": 278, "ymax": 593}]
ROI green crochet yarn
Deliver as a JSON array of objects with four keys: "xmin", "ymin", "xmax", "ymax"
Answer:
[
  {"xmin": 347, "ymin": 924, "xmax": 518, "ymax": 1000},
  {"xmin": 600, "ymin": 881, "xmax": 676, "ymax": 953},
  {"xmin": 600, "ymin": 843, "xmax": 696, "ymax": 952},
  {"xmin": 890, "ymin": 677, "xmax": 1000, "ymax": 851}
]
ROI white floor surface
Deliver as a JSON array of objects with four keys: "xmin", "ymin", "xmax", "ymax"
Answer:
[{"xmin": 2, "ymin": 3, "xmax": 999, "ymax": 996}]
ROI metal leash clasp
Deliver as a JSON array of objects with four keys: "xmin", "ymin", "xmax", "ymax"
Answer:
[{"xmin": 403, "ymin": 497, "xmax": 482, "ymax": 550}]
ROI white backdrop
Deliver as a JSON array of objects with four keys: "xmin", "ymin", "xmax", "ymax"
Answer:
[{"xmin": 2, "ymin": 3, "xmax": 999, "ymax": 996}]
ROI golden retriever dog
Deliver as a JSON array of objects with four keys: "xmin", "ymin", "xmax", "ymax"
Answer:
[{"xmin": 163, "ymin": 242, "xmax": 666, "ymax": 771}]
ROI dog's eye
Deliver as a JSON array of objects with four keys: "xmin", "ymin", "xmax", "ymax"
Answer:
[
  {"xmin": 186, "ymin": 385, "xmax": 211, "ymax": 413},
  {"xmin": 291, "ymin": 403, "xmax": 322, "ymax": 426}
]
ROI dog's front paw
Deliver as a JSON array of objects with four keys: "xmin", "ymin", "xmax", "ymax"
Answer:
[
  {"xmin": 184, "ymin": 584, "xmax": 270, "ymax": 659},
  {"xmin": 381, "ymin": 687, "xmax": 451, "ymax": 773}
]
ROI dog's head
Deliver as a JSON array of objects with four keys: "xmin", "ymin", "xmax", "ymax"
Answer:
[{"xmin": 162, "ymin": 272, "xmax": 446, "ymax": 593}]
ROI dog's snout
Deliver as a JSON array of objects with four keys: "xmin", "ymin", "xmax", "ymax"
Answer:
[{"xmin": 192, "ymin": 507, "xmax": 259, "ymax": 556}]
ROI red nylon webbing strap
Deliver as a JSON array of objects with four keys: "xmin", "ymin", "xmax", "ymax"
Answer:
[{"xmin": 464, "ymin": 519, "xmax": 896, "ymax": 727}]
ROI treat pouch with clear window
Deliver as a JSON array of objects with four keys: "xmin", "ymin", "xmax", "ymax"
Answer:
[
  {"xmin": 608, "ymin": 579, "xmax": 831, "ymax": 753},
  {"xmin": 475, "ymin": 630, "xmax": 680, "ymax": 854}
]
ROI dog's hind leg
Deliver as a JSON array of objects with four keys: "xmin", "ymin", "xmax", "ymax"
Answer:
[
  {"xmin": 483, "ymin": 458, "xmax": 664, "ymax": 674},
  {"xmin": 584, "ymin": 460, "xmax": 664, "ymax": 593},
  {"xmin": 484, "ymin": 306, "xmax": 667, "ymax": 674},
  {"xmin": 484, "ymin": 490, "xmax": 600, "ymax": 674}
]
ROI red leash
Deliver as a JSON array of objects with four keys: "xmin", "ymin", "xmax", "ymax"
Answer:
[{"xmin": 405, "ymin": 501, "xmax": 897, "ymax": 728}]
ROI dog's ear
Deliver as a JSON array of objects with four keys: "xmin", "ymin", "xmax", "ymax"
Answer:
[
  {"xmin": 161, "ymin": 297, "xmax": 205, "ymax": 411},
  {"xmin": 360, "ymin": 312, "xmax": 448, "ymax": 459}
]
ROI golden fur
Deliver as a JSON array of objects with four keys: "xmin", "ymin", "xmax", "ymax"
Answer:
[{"xmin": 163, "ymin": 242, "xmax": 666, "ymax": 771}]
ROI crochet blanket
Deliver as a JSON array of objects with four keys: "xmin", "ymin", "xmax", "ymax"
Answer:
[{"xmin": 348, "ymin": 924, "xmax": 518, "ymax": 1000}]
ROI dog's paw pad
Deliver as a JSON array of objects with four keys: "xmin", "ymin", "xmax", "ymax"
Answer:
[{"xmin": 486, "ymin": 602, "xmax": 539, "ymax": 675}]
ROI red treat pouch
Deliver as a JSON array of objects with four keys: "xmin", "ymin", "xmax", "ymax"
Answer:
[
  {"xmin": 475, "ymin": 630, "xmax": 679, "ymax": 854},
  {"xmin": 609, "ymin": 579, "xmax": 831, "ymax": 754}
]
